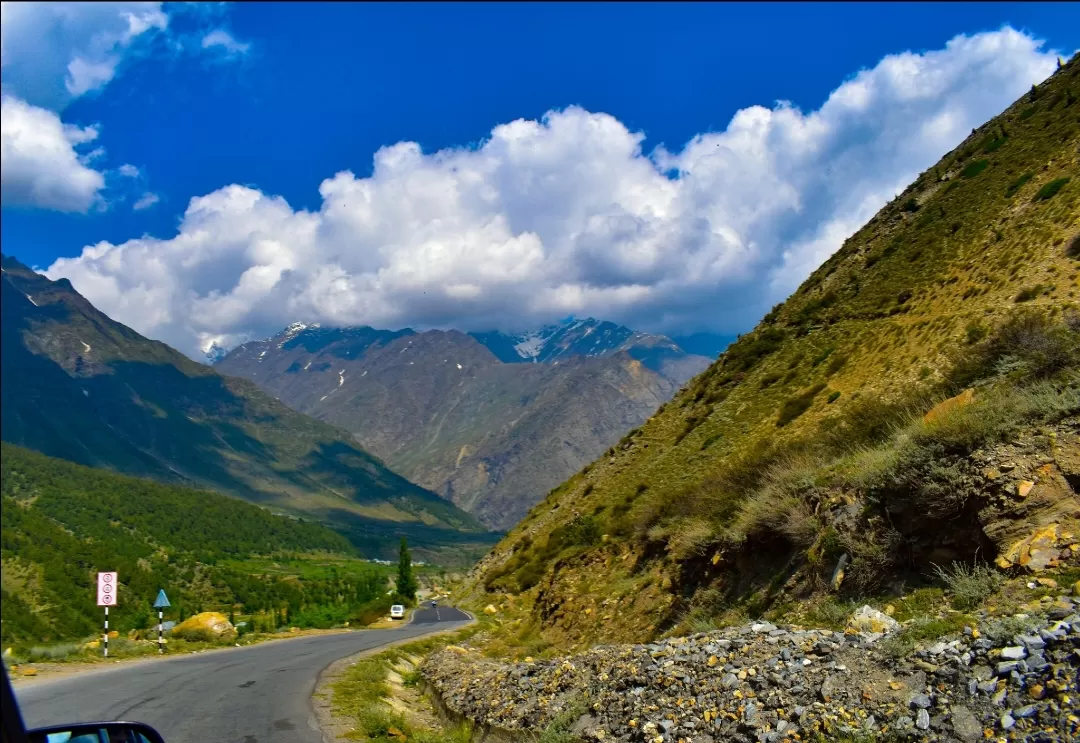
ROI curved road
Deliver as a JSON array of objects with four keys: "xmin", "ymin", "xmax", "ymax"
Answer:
[{"xmin": 15, "ymin": 606, "xmax": 470, "ymax": 743}]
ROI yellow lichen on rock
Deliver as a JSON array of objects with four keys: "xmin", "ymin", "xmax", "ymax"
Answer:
[
  {"xmin": 995, "ymin": 523, "xmax": 1069, "ymax": 572},
  {"xmin": 169, "ymin": 611, "xmax": 236, "ymax": 642}
]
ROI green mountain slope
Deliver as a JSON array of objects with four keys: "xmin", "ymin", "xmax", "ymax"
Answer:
[
  {"xmin": 1, "ymin": 443, "xmax": 389, "ymax": 644},
  {"xmin": 465, "ymin": 56, "xmax": 1080, "ymax": 648},
  {"xmin": 0, "ymin": 257, "xmax": 493, "ymax": 562}
]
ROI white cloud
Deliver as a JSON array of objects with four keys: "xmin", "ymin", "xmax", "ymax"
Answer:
[
  {"xmin": 45, "ymin": 27, "xmax": 1062, "ymax": 359},
  {"xmin": 0, "ymin": 95, "xmax": 105, "ymax": 212},
  {"xmin": 132, "ymin": 192, "xmax": 160, "ymax": 210},
  {"xmin": 0, "ymin": 1, "xmax": 168, "ymax": 109},
  {"xmin": 0, "ymin": 2, "xmax": 249, "ymax": 212},
  {"xmin": 201, "ymin": 29, "xmax": 250, "ymax": 57}
]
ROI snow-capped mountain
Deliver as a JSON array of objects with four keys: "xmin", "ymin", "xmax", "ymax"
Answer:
[
  {"xmin": 469, "ymin": 317, "xmax": 690, "ymax": 365},
  {"xmin": 213, "ymin": 316, "xmax": 713, "ymax": 529}
]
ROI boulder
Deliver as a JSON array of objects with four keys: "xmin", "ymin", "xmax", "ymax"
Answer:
[
  {"xmin": 483, "ymin": 604, "xmax": 498, "ymax": 615},
  {"xmin": 923, "ymin": 389, "xmax": 974, "ymax": 424},
  {"xmin": 847, "ymin": 605, "xmax": 900, "ymax": 635},
  {"xmin": 169, "ymin": 611, "xmax": 236, "ymax": 642}
]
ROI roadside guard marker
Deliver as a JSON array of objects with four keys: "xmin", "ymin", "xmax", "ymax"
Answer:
[
  {"xmin": 153, "ymin": 589, "xmax": 171, "ymax": 654},
  {"xmin": 97, "ymin": 572, "xmax": 118, "ymax": 657}
]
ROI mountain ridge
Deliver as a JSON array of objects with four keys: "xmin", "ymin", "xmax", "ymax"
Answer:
[
  {"xmin": 0, "ymin": 255, "xmax": 494, "ymax": 563},
  {"xmin": 215, "ymin": 318, "xmax": 711, "ymax": 529}
]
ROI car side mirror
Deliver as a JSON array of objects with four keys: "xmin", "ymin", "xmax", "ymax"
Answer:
[{"xmin": 28, "ymin": 721, "xmax": 166, "ymax": 743}]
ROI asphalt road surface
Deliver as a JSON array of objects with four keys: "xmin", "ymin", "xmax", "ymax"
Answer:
[{"xmin": 15, "ymin": 606, "xmax": 471, "ymax": 743}]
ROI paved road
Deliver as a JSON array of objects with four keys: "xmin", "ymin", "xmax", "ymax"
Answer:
[{"xmin": 15, "ymin": 606, "xmax": 471, "ymax": 743}]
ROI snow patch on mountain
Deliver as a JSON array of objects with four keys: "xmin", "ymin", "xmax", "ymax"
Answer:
[{"xmin": 277, "ymin": 321, "xmax": 310, "ymax": 348}]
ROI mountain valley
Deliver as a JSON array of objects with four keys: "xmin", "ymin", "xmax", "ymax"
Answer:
[{"xmin": 215, "ymin": 318, "xmax": 712, "ymax": 529}]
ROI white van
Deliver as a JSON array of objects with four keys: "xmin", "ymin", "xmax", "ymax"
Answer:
[{"xmin": 390, "ymin": 604, "xmax": 405, "ymax": 620}]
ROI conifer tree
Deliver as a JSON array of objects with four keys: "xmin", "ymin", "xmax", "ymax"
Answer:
[{"xmin": 396, "ymin": 537, "xmax": 418, "ymax": 602}]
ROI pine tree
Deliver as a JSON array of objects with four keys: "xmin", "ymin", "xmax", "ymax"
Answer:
[{"xmin": 396, "ymin": 537, "xmax": 418, "ymax": 603}]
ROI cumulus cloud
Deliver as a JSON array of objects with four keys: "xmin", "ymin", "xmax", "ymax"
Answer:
[
  {"xmin": 132, "ymin": 192, "xmax": 160, "ymax": 210},
  {"xmin": 0, "ymin": 1, "xmax": 167, "ymax": 109},
  {"xmin": 0, "ymin": 1, "xmax": 249, "ymax": 212},
  {"xmin": 46, "ymin": 27, "xmax": 1061, "ymax": 359},
  {"xmin": 0, "ymin": 95, "xmax": 106, "ymax": 212}
]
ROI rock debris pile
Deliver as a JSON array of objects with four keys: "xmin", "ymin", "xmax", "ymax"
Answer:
[{"xmin": 423, "ymin": 600, "xmax": 1080, "ymax": 742}]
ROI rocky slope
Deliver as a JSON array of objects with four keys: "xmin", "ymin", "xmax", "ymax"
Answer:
[
  {"xmin": 461, "ymin": 56, "xmax": 1080, "ymax": 645},
  {"xmin": 424, "ymin": 596, "xmax": 1080, "ymax": 742},
  {"xmin": 216, "ymin": 321, "xmax": 710, "ymax": 530},
  {"xmin": 0, "ymin": 256, "xmax": 491, "ymax": 563}
]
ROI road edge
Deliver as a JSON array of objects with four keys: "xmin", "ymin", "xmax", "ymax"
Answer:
[{"xmin": 311, "ymin": 614, "xmax": 476, "ymax": 743}]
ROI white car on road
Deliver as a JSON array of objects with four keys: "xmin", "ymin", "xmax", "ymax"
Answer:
[{"xmin": 390, "ymin": 604, "xmax": 405, "ymax": 619}]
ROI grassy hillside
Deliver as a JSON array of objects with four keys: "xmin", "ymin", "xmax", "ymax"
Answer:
[
  {"xmin": 0, "ymin": 257, "xmax": 495, "ymax": 562},
  {"xmin": 0, "ymin": 444, "xmax": 400, "ymax": 644},
  {"xmin": 463, "ymin": 56, "xmax": 1080, "ymax": 650}
]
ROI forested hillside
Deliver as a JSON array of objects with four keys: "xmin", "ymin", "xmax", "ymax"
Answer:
[
  {"xmin": 1, "ymin": 256, "xmax": 494, "ymax": 563},
  {"xmin": 1, "ymin": 445, "xmax": 391, "ymax": 644}
]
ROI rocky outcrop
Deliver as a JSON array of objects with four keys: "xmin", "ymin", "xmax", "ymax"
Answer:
[
  {"xmin": 169, "ymin": 612, "xmax": 236, "ymax": 642},
  {"xmin": 423, "ymin": 600, "xmax": 1080, "ymax": 742}
]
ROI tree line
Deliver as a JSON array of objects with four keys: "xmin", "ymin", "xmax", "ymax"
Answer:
[{"xmin": 0, "ymin": 444, "xmax": 396, "ymax": 644}]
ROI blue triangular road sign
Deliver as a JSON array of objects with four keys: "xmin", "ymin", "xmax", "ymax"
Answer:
[{"xmin": 153, "ymin": 589, "xmax": 171, "ymax": 608}]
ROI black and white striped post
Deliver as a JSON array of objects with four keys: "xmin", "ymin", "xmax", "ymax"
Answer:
[
  {"xmin": 153, "ymin": 589, "xmax": 171, "ymax": 655},
  {"xmin": 96, "ymin": 572, "xmax": 117, "ymax": 659}
]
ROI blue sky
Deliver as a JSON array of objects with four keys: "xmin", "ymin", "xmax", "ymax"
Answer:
[{"xmin": 1, "ymin": 2, "xmax": 1077, "ymax": 358}]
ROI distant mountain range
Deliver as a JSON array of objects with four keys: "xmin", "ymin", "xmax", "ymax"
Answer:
[
  {"xmin": 469, "ymin": 318, "xmax": 731, "ymax": 366},
  {"xmin": 0, "ymin": 255, "xmax": 494, "ymax": 564},
  {"xmin": 215, "ymin": 318, "xmax": 713, "ymax": 529}
]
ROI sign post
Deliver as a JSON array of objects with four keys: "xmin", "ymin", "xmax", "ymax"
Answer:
[
  {"xmin": 96, "ymin": 572, "xmax": 118, "ymax": 657},
  {"xmin": 153, "ymin": 589, "xmax": 171, "ymax": 654}
]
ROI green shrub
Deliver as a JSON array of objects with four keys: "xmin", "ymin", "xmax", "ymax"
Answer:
[
  {"xmin": 826, "ymin": 391, "xmax": 841, "ymax": 404},
  {"xmin": 1067, "ymin": 233, "xmax": 1080, "ymax": 259},
  {"xmin": 811, "ymin": 346, "xmax": 835, "ymax": 367},
  {"xmin": 880, "ymin": 614, "xmax": 973, "ymax": 658},
  {"xmin": 964, "ymin": 321, "xmax": 988, "ymax": 344},
  {"xmin": 825, "ymin": 354, "xmax": 847, "ymax": 376},
  {"xmin": 933, "ymin": 562, "xmax": 1002, "ymax": 610},
  {"xmin": 1034, "ymin": 177, "xmax": 1070, "ymax": 201},
  {"xmin": 563, "ymin": 515, "xmax": 602, "ymax": 547},
  {"xmin": 960, "ymin": 160, "xmax": 989, "ymax": 179},
  {"xmin": 675, "ymin": 415, "xmax": 704, "ymax": 445},
  {"xmin": 1014, "ymin": 285, "xmax": 1045, "ymax": 302},
  {"xmin": 797, "ymin": 291, "xmax": 839, "ymax": 324},
  {"xmin": 759, "ymin": 372, "xmax": 783, "ymax": 389},
  {"xmin": 723, "ymin": 328, "xmax": 787, "ymax": 371},
  {"xmin": 777, "ymin": 383, "xmax": 827, "ymax": 427},
  {"xmin": 538, "ymin": 698, "xmax": 588, "ymax": 743},
  {"xmin": 1005, "ymin": 172, "xmax": 1034, "ymax": 198},
  {"xmin": 902, "ymin": 198, "xmax": 920, "ymax": 212},
  {"xmin": 804, "ymin": 598, "xmax": 857, "ymax": 631},
  {"xmin": 946, "ymin": 311, "xmax": 1080, "ymax": 386}
]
